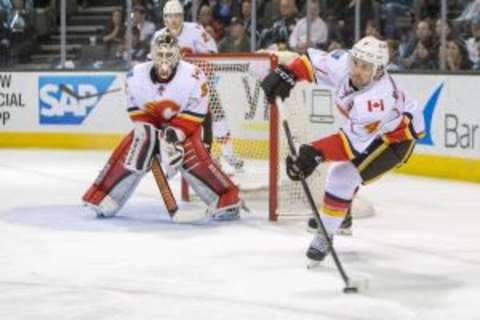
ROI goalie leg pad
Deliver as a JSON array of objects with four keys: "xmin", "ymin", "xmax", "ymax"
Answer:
[
  {"xmin": 181, "ymin": 130, "xmax": 241, "ymax": 220},
  {"xmin": 82, "ymin": 124, "xmax": 157, "ymax": 217}
]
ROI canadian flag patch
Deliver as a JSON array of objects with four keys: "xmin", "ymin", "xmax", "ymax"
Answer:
[{"xmin": 367, "ymin": 99, "xmax": 385, "ymax": 112}]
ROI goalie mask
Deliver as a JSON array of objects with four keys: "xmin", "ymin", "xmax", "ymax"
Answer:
[
  {"xmin": 151, "ymin": 31, "xmax": 181, "ymax": 80},
  {"xmin": 163, "ymin": 0, "xmax": 184, "ymax": 37},
  {"xmin": 349, "ymin": 36, "xmax": 389, "ymax": 87}
]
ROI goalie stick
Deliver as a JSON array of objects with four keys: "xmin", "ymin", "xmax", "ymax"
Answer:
[
  {"xmin": 151, "ymin": 157, "xmax": 178, "ymax": 217},
  {"xmin": 59, "ymin": 84, "xmax": 122, "ymax": 100},
  {"xmin": 275, "ymin": 97, "xmax": 359, "ymax": 294}
]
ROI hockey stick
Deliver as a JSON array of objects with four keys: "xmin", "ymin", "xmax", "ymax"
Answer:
[
  {"xmin": 59, "ymin": 84, "xmax": 122, "ymax": 100},
  {"xmin": 275, "ymin": 97, "xmax": 358, "ymax": 294},
  {"xmin": 151, "ymin": 157, "xmax": 178, "ymax": 217}
]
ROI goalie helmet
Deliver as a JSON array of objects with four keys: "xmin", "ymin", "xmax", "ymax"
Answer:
[
  {"xmin": 350, "ymin": 36, "xmax": 389, "ymax": 71},
  {"xmin": 151, "ymin": 31, "xmax": 181, "ymax": 80},
  {"xmin": 163, "ymin": 0, "xmax": 184, "ymax": 36}
]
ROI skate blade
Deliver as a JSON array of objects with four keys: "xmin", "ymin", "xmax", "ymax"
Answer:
[{"xmin": 306, "ymin": 259, "xmax": 322, "ymax": 269}]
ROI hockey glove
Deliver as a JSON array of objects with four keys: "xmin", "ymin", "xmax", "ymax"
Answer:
[
  {"xmin": 286, "ymin": 144, "xmax": 323, "ymax": 181},
  {"xmin": 162, "ymin": 126, "xmax": 186, "ymax": 171},
  {"xmin": 164, "ymin": 126, "xmax": 186, "ymax": 144},
  {"xmin": 260, "ymin": 65, "xmax": 297, "ymax": 103}
]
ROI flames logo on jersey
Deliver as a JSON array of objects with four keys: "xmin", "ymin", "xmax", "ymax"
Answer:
[{"xmin": 145, "ymin": 99, "xmax": 180, "ymax": 121}]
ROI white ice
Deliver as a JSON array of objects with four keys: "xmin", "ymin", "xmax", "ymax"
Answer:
[{"xmin": 1, "ymin": 149, "xmax": 480, "ymax": 320}]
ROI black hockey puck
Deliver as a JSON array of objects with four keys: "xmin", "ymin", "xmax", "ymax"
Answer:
[{"xmin": 343, "ymin": 286, "xmax": 358, "ymax": 294}]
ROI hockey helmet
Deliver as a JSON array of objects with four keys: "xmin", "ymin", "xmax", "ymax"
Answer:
[
  {"xmin": 350, "ymin": 36, "xmax": 389, "ymax": 71},
  {"xmin": 150, "ymin": 31, "xmax": 181, "ymax": 79},
  {"xmin": 163, "ymin": 0, "xmax": 184, "ymax": 36}
]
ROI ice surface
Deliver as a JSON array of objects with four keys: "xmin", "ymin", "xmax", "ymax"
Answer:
[{"xmin": 1, "ymin": 149, "xmax": 480, "ymax": 320}]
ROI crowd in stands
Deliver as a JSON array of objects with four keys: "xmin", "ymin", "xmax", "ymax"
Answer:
[{"xmin": 1, "ymin": 0, "xmax": 480, "ymax": 71}]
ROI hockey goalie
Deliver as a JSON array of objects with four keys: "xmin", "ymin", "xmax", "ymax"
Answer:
[{"xmin": 82, "ymin": 32, "xmax": 243, "ymax": 221}]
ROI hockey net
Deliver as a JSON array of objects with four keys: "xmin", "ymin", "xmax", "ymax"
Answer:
[{"xmin": 184, "ymin": 53, "xmax": 374, "ymax": 221}]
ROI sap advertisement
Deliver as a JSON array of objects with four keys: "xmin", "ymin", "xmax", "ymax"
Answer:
[{"xmin": 0, "ymin": 71, "xmax": 129, "ymax": 133}]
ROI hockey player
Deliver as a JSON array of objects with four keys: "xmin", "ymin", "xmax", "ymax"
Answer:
[
  {"xmin": 83, "ymin": 32, "xmax": 242, "ymax": 221},
  {"xmin": 152, "ymin": 0, "xmax": 244, "ymax": 171},
  {"xmin": 261, "ymin": 36, "xmax": 425, "ymax": 262}
]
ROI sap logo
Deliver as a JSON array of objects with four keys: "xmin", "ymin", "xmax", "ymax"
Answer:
[
  {"xmin": 417, "ymin": 83, "xmax": 444, "ymax": 146},
  {"xmin": 39, "ymin": 75, "xmax": 116, "ymax": 125}
]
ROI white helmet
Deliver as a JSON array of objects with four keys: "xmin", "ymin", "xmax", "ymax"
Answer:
[
  {"xmin": 163, "ymin": 0, "xmax": 184, "ymax": 36},
  {"xmin": 350, "ymin": 36, "xmax": 389, "ymax": 70},
  {"xmin": 150, "ymin": 31, "xmax": 181, "ymax": 80}
]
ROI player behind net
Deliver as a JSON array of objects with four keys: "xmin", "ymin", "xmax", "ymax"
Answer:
[
  {"xmin": 82, "ymin": 31, "xmax": 244, "ymax": 221},
  {"xmin": 261, "ymin": 36, "xmax": 425, "ymax": 263},
  {"xmin": 152, "ymin": 0, "xmax": 244, "ymax": 172}
]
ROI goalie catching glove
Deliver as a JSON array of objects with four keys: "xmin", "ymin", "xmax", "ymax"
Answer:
[
  {"xmin": 163, "ymin": 126, "xmax": 186, "ymax": 171},
  {"xmin": 260, "ymin": 65, "xmax": 297, "ymax": 103},
  {"xmin": 286, "ymin": 144, "xmax": 324, "ymax": 181}
]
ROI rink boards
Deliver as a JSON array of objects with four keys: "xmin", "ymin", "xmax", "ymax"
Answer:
[{"xmin": 0, "ymin": 70, "xmax": 479, "ymax": 182}]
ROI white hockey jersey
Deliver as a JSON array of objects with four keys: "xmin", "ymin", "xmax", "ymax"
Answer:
[
  {"xmin": 126, "ymin": 60, "xmax": 209, "ymax": 133},
  {"xmin": 306, "ymin": 48, "xmax": 425, "ymax": 153},
  {"xmin": 153, "ymin": 22, "xmax": 218, "ymax": 55}
]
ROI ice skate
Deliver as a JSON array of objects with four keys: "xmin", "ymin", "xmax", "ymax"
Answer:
[{"xmin": 306, "ymin": 232, "xmax": 332, "ymax": 267}]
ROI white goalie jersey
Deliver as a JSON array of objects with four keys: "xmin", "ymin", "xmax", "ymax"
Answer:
[{"xmin": 126, "ymin": 60, "xmax": 209, "ymax": 130}]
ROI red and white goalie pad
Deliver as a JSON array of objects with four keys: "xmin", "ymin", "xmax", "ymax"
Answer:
[
  {"xmin": 180, "ymin": 130, "xmax": 241, "ymax": 215},
  {"xmin": 82, "ymin": 123, "xmax": 157, "ymax": 217}
]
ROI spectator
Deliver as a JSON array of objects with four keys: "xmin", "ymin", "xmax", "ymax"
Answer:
[
  {"xmin": 407, "ymin": 40, "xmax": 437, "ymax": 70},
  {"xmin": 260, "ymin": 0, "xmax": 298, "ymax": 48},
  {"xmin": 0, "ymin": 9, "xmax": 9, "ymax": 66},
  {"xmin": 8, "ymin": 0, "xmax": 34, "ymax": 63},
  {"xmin": 240, "ymin": 0, "xmax": 262, "ymax": 48},
  {"xmin": 323, "ymin": 0, "xmax": 376, "ymax": 47},
  {"xmin": 218, "ymin": 16, "xmax": 250, "ymax": 52},
  {"xmin": 258, "ymin": 0, "xmax": 281, "ymax": 29},
  {"xmin": 434, "ymin": 18, "xmax": 454, "ymax": 42},
  {"xmin": 401, "ymin": 19, "xmax": 435, "ymax": 59},
  {"xmin": 132, "ymin": 5, "xmax": 156, "ymax": 44},
  {"xmin": 102, "ymin": 9, "xmax": 125, "ymax": 59},
  {"xmin": 386, "ymin": 38, "xmax": 403, "ymax": 71},
  {"xmin": 198, "ymin": 4, "xmax": 225, "ymax": 43},
  {"xmin": 365, "ymin": 19, "xmax": 382, "ymax": 39},
  {"xmin": 213, "ymin": 0, "xmax": 240, "ymax": 26},
  {"xmin": 382, "ymin": 0, "xmax": 414, "ymax": 39},
  {"xmin": 442, "ymin": 39, "xmax": 471, "ymax": 71},
  {"xmin": 466, "ymin": 17, "xmax": 480, "ymax": 70},
  {"xmin": 288, "ymin": 0, "xmax": 328, "ymax": 51},
  {"xmin": 114, "ymin": 27, "xmax": 148, "ymax": 67}
]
